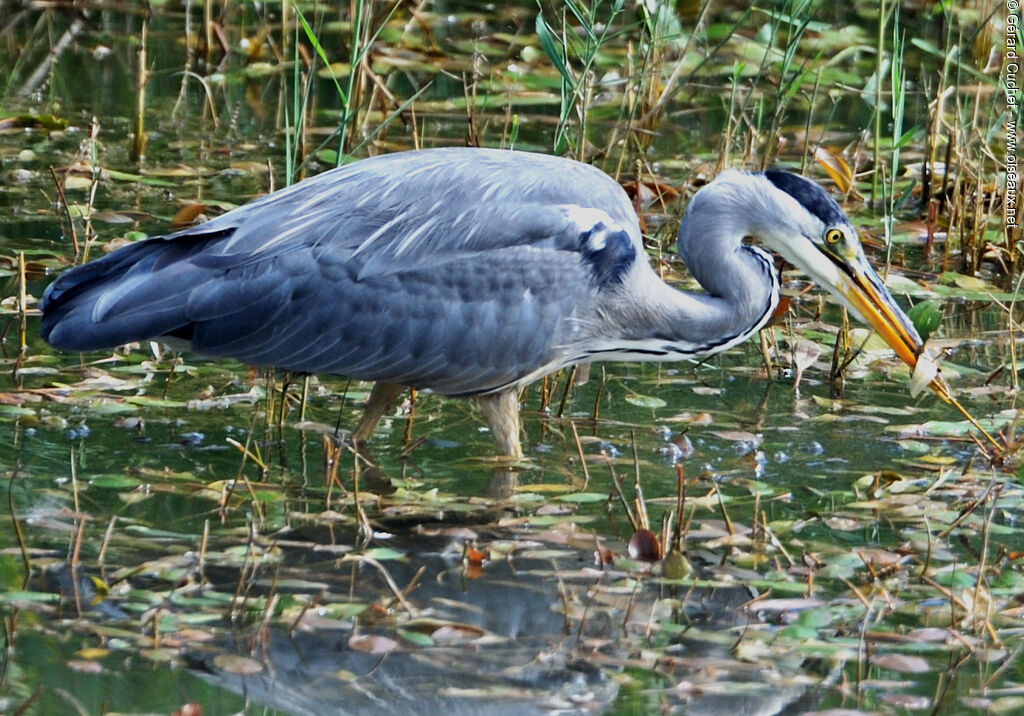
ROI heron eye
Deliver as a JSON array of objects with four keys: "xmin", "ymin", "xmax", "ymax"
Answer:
[{"xmin": 825, "ymin": 228, "xmax": 843, "ymax": 245}]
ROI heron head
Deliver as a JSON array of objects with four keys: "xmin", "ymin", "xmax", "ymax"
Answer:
[
  {"xmin": 758, "ymin": 170, "xmax": 925, "ymax": 370},
  {"xmin": 680, "ymin": 170, "xmax": 925, "ymax": 372}
]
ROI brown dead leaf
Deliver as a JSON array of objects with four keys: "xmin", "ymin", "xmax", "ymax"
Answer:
[
  {"xmin": 170, "ymin": 203, "xmax": 209, "ymax": 228},
  {"xmin": 767, "ymin": 296, "xmax": 792, "ymax": 324},
  {"xmin": 348, "ymin": 634, "xmax": 399, "ymax": 654},
  {"xmin": 665, "ymin": 411, "xmax": 714, "ymax": 425},
  {"xmin": 814, "ymin": 146, "xmax": 853, "ymax": 194}
]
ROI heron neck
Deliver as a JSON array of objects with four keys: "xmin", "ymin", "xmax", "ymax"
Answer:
[
  {"xmin": 657, "ymin": 173, "xmax": 782, "ymax": 354},
  {"xmin": 575, "ymin": 244, "xmax": 777, "ymax": 364},
  {"xmin": 575, "ymin": 173, "xmax": 782, "ymax": 361},
  {"xmin": 641, "ymin": 245, "xmax": 779, "ymax": 354}
]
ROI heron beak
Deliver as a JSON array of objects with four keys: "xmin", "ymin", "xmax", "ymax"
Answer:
[
  {"xmin": 834, "ymin": 252, "xmax": 1003, "ymax": 448},
  {"xmin": 832, "ymin": 257, "xmax": 923, "ymax": 371},
  {"xmin": 827, "ymin": 247, "xmax": 1001, "ymax": 450}
]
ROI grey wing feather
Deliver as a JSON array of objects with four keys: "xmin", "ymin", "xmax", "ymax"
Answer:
[{"xmin": 40, "ymin": 148, "xmax": 642, "ymax": 395}]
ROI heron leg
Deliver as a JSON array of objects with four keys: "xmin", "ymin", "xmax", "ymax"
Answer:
[
  {"xmin": 351, "ymin": 382, "xmax": 406, "ymax": 446},
  {"xmin": 476, "ymin": 389, "xmax": 523, "ymax": 459},
  {"xmin": 574, "ymin": 363, "xmax": 592, "ymax": 386}
]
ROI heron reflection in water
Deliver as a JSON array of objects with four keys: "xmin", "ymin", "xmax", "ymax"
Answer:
[{"xmin": 41, "ymin": 148, "xmax": 936, "ymax": 459}]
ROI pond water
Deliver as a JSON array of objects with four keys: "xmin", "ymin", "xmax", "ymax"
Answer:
[{"xmin": 1, "ymin": 2, "xmax": 1021, "ymax": 715}]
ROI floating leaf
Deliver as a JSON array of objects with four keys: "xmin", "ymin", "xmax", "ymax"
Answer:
[
  {"xmin": 747, "ymin": 598, "xmax": 825, "ymax": 613},
  {"xmin": 0, "ymin": 113, "xmax": 68, "ymax": 131},
  {"xmin": 556, "ymin": 492, "xmax": 608, "ymax": 503},
  {"xmin": 431, "ymin": 624, "xmax": 486, "ymax": 644},
  {"xmin": 931, "ymin": 570, "xmax": 976, "ymax": 588},
  {"xmin": 397, "ymin": 629, "xmax": 435, "ymax": 647},
  {"xmin": 880, "ymin": 694, "xmax": 931, "ymax": 710},
  {"xmin": 825, "ymin": 516, "xmax": 861, "ymax": 531},
  {"xmin": 989, "ymin": 696, "xmax": 1024, "ymax": 714},
  {"xmin": 123, "ymin": 396, "xmax": 188, "ymax": 408},
  {"xmin": 0, "ymin": 590, "xmax": 60, "ymax": 604},
  {"xmin": 212, "ymin": 654, "xmax": 264, "ymax": 675},
  {"xmin": 709, "ymin": 430, "xmax": 762, "ymax": 444},
  {"xmin": 870, "ymin": 653, "xmax": 931, "ymax": 673},
  {"xmin": 348, "ymin": 634, "xmax": 399, "ymax": 654},
  {"xmin": 243, "ymin": 61, "xmax": 283, "ymax": 78},
  {"xmin": 90, "ymin": 474, "xmax": 142, "ymax": 490},
  {"xmin": 624, "ymin": 393, "xmax": 667, "ymax": 409},
  {"xmin": 103, "ymin": 168, "xmax": 180, "ymax": 187},
  {"xmin": 91, "ymin": 209, "xmax": 151, "ymax": 224},
  {"xmin": 952, "ymin": 275, "xmax": 991, "ymax": 291},
  {"xmin": 87, "ymin": 401, "xmax": 140, "ymax": 416},
  {"xmin": 76, "ymin": 647, "xmax": 110, "ymax": 660},
  {"xmin": 0, "ymin": 405, "xmax": 37, "ymax": 417}
]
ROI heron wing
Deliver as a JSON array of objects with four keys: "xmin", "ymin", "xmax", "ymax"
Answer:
[{"xmin": 184, "ymin": 147, "xmax": 642, "ymax": 273}]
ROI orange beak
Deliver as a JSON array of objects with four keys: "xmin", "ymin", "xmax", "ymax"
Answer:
[
  {"xmin": 836, "ymin": 262, "xmax": 922, "ymax": 370},
  {"xmin": 830, "ymin": 255, "xmax": 956, "ymax": 402}
]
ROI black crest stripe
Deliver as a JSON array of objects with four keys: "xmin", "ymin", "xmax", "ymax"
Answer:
[{"xmin": 764, "ymin": 170, "xmax": 845, "ymax": 226}]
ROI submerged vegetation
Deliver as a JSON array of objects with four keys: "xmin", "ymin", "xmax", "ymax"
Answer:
[{"xmin": 0, "ymin": 1, "xmax": 1022, "ymax": 714}]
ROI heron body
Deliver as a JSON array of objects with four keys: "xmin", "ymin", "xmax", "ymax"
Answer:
[{"xmin": 40, "ymin": 148, "xmax": 926, "ymax": 458}]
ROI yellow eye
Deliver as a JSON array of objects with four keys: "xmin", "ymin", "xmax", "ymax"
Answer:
[{"xmin": 825, "ymin": 228, "xmax": 843, "ymax": 244}]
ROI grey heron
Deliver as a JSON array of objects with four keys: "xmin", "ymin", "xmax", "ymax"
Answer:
[{"xmin": 40, "ymin": 147, "xmax": 931, "ymax": 459}]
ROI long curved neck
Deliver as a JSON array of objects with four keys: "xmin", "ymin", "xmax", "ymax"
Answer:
[
  {"xmin": 582, "ymin": 246, "xmax": 778, "ymax": 362},
  {"xmin": 585, "ymin": 175, "xmax": 781, "ymax": 360},
  {"xmin": 631, "ymin": 245, "xmax": 779, "ymax": 356},
  {"xmin": 664, "ymin": 173, "xmax": 783, "ymax": 354}
]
